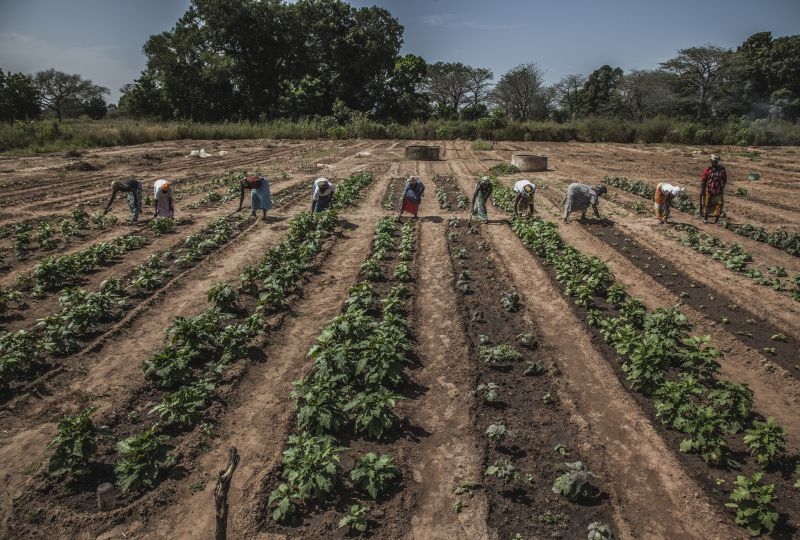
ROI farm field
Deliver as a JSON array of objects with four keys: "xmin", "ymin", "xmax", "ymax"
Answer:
[{"xmin": 0, "ymin": 138, "xmax": 799, "ymax": 540}]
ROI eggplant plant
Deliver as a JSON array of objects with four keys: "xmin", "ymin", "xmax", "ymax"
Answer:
[
  {"xmin": 743, "ymin": 417, "xmax": 786, "ymax": 467},
  {"xmin": 349, "ymin": 452, "xmax": 401, "ymax": 499},
  {"xmin": 115, "ymin": 425, "xmax": 175, "ymax": 493},
  {"xmin": 149, "ymin": 379, "xmax": 215, "ymax": 428},
  {"xmin": 47, "ymin": 406, "xmax": 112, "ymax": 478},
  {"xmin": 479, "ymin": 344, "xmax": 522, "ymax": 368},
  {"xmin": 725, "ymin": 473, "xmax": 778, "ymax": 536},
  {"xmin": 338, "ymin": 504, "xmax": 370, "ymax": 533},
  {"xmin": 552, "ymin": 461, "xmax": 597, "ymax": 502},
  {"xmin": 344, "ymin": 389, "xmax": 403, "ymax": 440}
]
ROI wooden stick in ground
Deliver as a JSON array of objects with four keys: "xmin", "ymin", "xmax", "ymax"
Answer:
[{"xmin": 214, "ymin": 446, "xmax": 240, "ymax": 540}]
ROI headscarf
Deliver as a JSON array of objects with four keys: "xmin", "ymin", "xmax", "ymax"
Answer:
[
  {"xmin": 667, "ymin": 185, "xmax": 685, "ymax": 195},
  {"xmin": 710, "ymin": 154, "xmax": 720, "ymax": 163},
  {"xmin": 479, "ymin": 175, "xmax": 491, "ymax": 187}
]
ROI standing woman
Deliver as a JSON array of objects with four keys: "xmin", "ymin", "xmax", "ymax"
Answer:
[
  {"xmin": 399, "ymin": 175, "xmax": 425, "ymax": 218},
  {"xmin": 311, "ymin": 177, "xmax": 336, "ymax": 212},
  {"xmin": 102, "ymin": 177, "xmax": 142, "ymax": 223},
  {"xmin": 153, "ymin": 179, "xmax": 174, "ymax": 218},
  {"xmin": 653, "ymin": 182, "xmax": 685, "ymax": 224},
  {"xmin": 700, "ymin": 154, "xmax": 727, "ymax": 223},
  {"xmin": 471, "ymin": 176, "xmax": 494, "ymax": 223},
  {"xmin": 237, "ymin": 175, "xmax": 273, "ymax": 220}
]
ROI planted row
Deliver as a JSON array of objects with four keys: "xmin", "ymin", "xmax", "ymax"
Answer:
[
  {"xmin": 269, "ymin": 216, "xmax": 416, "ymax": 534},
  {"xmin": 512, "ymin": 217, "xmax": 798, "ymax": 537},
  {"xmin": 603, "ymin": 175, "xmax": 800, "ymax": 256},
  {"xmin": 671, "ymin": 224, "xmax": 800, "ymax": 301}
]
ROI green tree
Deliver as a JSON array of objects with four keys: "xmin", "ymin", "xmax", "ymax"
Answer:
[
  {"xmin": 461, "ymin": 67, "xmax": 493, "ymax": 120},
  {"xmin": 553, "ymin": 74, "xmax": 585, "ymax": 121},
  {"xmin": 659, "ymin": 45, "xmax": 732, "ymax": 121},
  {"xmin": 33, "ymin": 69, "xmax": 108, "ymax": 121},
  {"xmin": 578, "ymin": 65, "xmax": 624, "ymax": 117},
  {"xmin": 0, "ymin": 69, "xmax": 40, "ymax": 122},
  {"xmin": 619, "ymin": 69, "xmax": 676, "ymax": 121},
  {"xmin": 424, "ymin": 62, "xmax": 473, "ymax": 119},
  {"xmin": 374, "ymin": 54, "xmax": 430, "ymax": 123},
  {"xmin": 491, "ymin": 63, "xmax": 550, "ymax": 121}
]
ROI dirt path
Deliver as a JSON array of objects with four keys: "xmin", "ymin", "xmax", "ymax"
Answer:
[{"xmin": 405, "ymin": 216, "xmax": 490, "ymax": 540}]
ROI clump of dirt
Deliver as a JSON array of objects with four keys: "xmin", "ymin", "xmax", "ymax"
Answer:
[{"xmin": 65, "ymin": 161, "xmax": 100, "ymax": 171}]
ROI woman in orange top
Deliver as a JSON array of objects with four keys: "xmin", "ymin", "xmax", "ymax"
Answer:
[{"xmin": 653, "ymin": 182, "xmax": 685, "ymax": 224}]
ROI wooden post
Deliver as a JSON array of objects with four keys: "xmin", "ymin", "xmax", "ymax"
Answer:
[
  {"xmin": 96, "ymin": 482, "xmax": 115, "ymax": 511},
  {"xmin": 214, "ymin": 446, "xmax": 240, "ymax": 540}
]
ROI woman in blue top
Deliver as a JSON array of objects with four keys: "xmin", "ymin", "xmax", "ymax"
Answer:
[{"xmin": 399, "ymin": 176, "xmax": 425, "ymax": 218}]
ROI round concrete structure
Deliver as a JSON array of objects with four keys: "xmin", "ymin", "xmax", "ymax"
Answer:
[
  {"xmin": 512, "ymin": 153, "xmax": 548, "ymax": 172},
  {"xmin": 405, "ymin": 145, "xmax": 440, "ymax": 161}
]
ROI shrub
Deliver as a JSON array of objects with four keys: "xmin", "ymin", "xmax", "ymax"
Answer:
[{"xmin": 349, "ymin": 453, "xmax": 401, "ymax": 499}]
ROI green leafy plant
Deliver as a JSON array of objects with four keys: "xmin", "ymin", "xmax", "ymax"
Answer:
[
  {"xmin": 478, "ymin": 344, "xmax": 522, "ymax": 368},
  {"xmin": 278, "ymin": 433, "xmax": 343, "ymax": 502},
  {"xmin": 485, "ymin": 459, "xmax": 518, "ymax": 485},
  {"xmin": 149, "ymin": 380, "xmax": 215, "ymax": 428},
  {"xmin": 349, "ymin": 452, "xmax": 401, "ymax": 499},
  {"xmin": 338, "ymin": 503, "xmax": 370, "ymax": 533},
  {"xmin": 47, "ymin": 406, "xmax": 112, "ymax": 478},
  {"xmin": 523, "ymin": 361, "xmax": 546, "ymax": 376},
  {"xmin": 587, "ymin": 522, "xmax": 616, "ymax": 540},
  {"xmin": 485, "ymin": 421, "xmax": 514, "ymax": 445},
  {"xmin": 725, "ymin": 473, "xmax": 778, "ymax": 536},
  {"xmin": 207, "ymin": 282, "xmax": 241, "ymax": 313},
  {"xmin": 476, "ymin": 382, "xmax": 499, "ymax": 404},
  {"xmin": 115, "ymin": 425, "xmax": 175, "ymax": 493},
  {"xmin": 268, "ymin": 482, "xmax": 299, "ymax": 523},
  {"xmin": 344, "ymin": 389, "xmax": 402, "ymax": 440},
  {"xmin": 501, "ymin": 289, "xmax": 520, "ymax": 312},
  {"xmin": 743, "ymin": 417, "xmax": 786, "ymax": 467},
  {"xmin": 150, "ymin": 217, "xmax": 175, "ymax": 235},
  {"xmin": 552, "ymin": 461, "xmax": 597, "ymax": 502},
  {"xmin": 516, "ymin": 333, "xmax": 537, "ymax": 350}
]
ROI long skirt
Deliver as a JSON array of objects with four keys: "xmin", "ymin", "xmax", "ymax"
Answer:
[
  {"xmin": 127, "ymin": 187, "xmax": 142, "ymax": 221},
  {"xmin": 313, "ymin": 193, "xmax": 332, "ymax": 212},
  {"xmin": 654, "ymin": 202, "xmax": 669, "ymax": 223},
  {"xmin": 402, "ymin": 199, "xmax": 420, "ymax": 216},
  {"xmin": 703, "ymin": 192, "xmax": 724, "ymax": 219},
  {"xmin": 155, "ymin": 195, "xmax": 173, "ymax": 218},
  {"xmin": 473, "ymin": 192, "xmax": 488, "ymax": 222},
  {"xmin": 251, "ymin": 182, "xmax": 273, "ymax": 212}
]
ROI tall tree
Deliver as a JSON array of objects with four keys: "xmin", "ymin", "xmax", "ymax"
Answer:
[
  {"xmin": 0, "ymin": 69, "xmax": 40, "ymax": 122},
  {"xmin": 659, "ymin": 45, "xmax": 732, "ymax": 121},
  {"xmin": 423, "ymin": 62, "xmax": 474, "ymax": 119},
  {"xmin": 553, "ymin": 74, "xmax": 586, "ymax": 121},
  {"xmin": 461, "ymin": 67, "xmax": 493, "ymax": 120},
  {"xmin": 619, "ymin": 70, "xmax": 676, "ymax": 121},
  {"xmin": 578, "ymin": 65, "xmax": 624, "ymax": 117},
  {"xmin": 374, "ymin": 54, "xmax": 430, "ymax": 123},
  {"xmin": 33, "ymin": 69, "xmax": 108, "ymax": 121},
  {"xmin": 491, "ymin": 63, "xmax": 549, "ymax": 121}
]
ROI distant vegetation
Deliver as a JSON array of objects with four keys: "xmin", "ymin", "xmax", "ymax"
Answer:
[{"xmin": 1, "ymin": 0, "xmax": 799, "ymax": 152}]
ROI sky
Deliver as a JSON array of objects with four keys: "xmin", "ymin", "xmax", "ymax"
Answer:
[{"xmin": 1, "ymin": 0, "xmax": 799, "ymax": 105}]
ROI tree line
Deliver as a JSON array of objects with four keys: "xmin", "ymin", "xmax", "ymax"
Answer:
[{"xmin": 1, "ymin": 0, "xmax": 799, "ymax": 128}]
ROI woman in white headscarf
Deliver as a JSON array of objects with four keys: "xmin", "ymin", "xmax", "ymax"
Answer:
[
  {"xmin": 153, "ymin": 179, "xmax": 174, "ymax": 218},
  {"xmin": 653, "ymin": 182, "xmax": 685, "ymax": 224},
  {"xmin": 311, "ymin": 177, "xmax": 336, "ymax": 212}
]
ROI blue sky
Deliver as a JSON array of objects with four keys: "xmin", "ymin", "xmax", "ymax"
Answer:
[{"xmin": 1, "ymin": 0, "xmax": 799, "ymax": 104}]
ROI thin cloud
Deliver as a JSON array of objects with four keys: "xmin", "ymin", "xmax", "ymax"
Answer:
[{"xmin": 421, "ymin": 13, "xmax": 525, "ymax": 30}]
